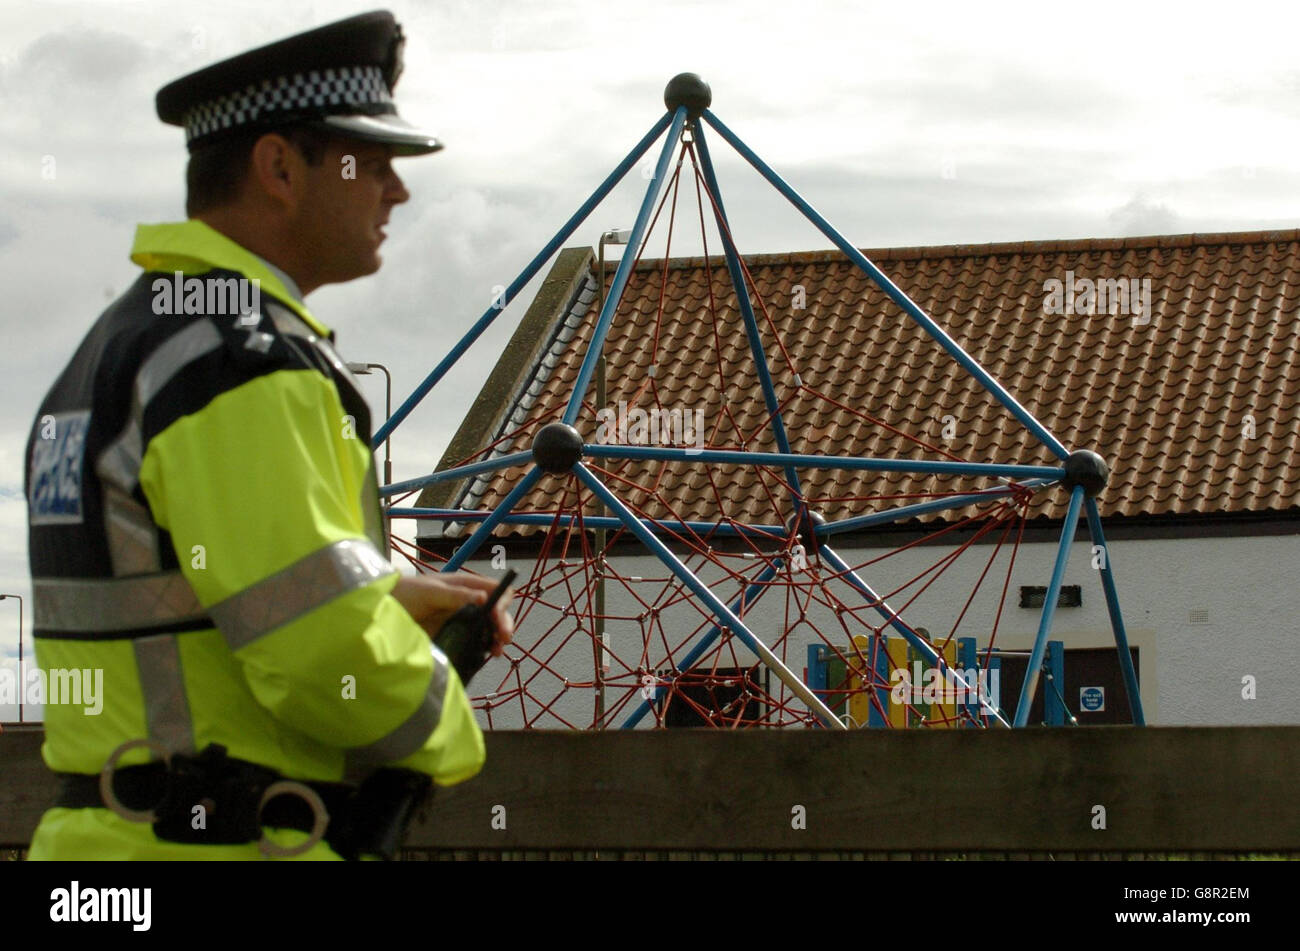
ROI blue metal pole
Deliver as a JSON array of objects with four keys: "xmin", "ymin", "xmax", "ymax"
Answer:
[
  {"xmin": 700, "ymin": 109, "xmax": 1069, "ymax": 462},
  {"xmin": 388, "ymin": 507, "xmax": 788, "ymax": 538},
  {"xmin": 692, "ymin": 123, "xmax": 802, "ymax": 495},
  {"xmin": 583, "ymin": 443, "xmax": 1063, "ymax": 480},
  {"xmin": 1084, "ymin": 497, "xmax": 1146, "ymax": 725},
  {"xmin": 870, "ymin": 634, "xmax": 890, "ymax": 728},
  {"xmin": 574, "ymin": 464, "xmax": 843, "ymax": 728},
  {"xmin": 818, "ymin": 543, "xmax": 1010, "ymax": 728},
  {"xmin": 379, "ymin": 451, "xmax": 535, "ymax": 497},
  {"xmin": 823, "ymin": 478, "xmax": 1053, "ymax": 536},
  {"xmin": 398, "ymin": 492, "xmax": 1050, "ymax": 550},
  {"xmin": 563, "ymin": 108, "xmax": 690, "ymax": 425},
  {"xmin": 1012, "ymin": 484, "xmax": 1085, "ymax": 726},
  {"xmin": 1044, "ymin": 640, "xmax": 1065, "ymax": 726},
  {"xmin": 620, "ymin": 560, "xmax": 781, "ymax": 728},
  {"xmin": 441, "ymin": 467, "xmax": 544, "ymax": 572},
  {"xmin": 372, "ymin": 112, "xmax": 674, "ymax": 449}
]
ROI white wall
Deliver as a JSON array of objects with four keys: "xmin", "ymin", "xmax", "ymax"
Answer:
[{"xmin": 455, "ymin": 529, "xmax": 1299, "ymax": 729}]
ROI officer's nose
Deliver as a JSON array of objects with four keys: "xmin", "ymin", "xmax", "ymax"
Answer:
[{"xmin": 386, "ymin": 167, "xmax": 410, "ymax": 206}]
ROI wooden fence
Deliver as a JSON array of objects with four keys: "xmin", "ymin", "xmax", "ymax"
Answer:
[{"xmin": 3, "ymin": 726, "xmax": 1298, "ymax": 856}]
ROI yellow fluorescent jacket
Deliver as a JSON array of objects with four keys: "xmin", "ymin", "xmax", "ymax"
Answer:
[{"xmin": 23, "ymin": 220, "xmax": 483, "ymax": 859}]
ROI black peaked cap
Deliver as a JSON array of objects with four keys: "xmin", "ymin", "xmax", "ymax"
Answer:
[{"xmin": 155, "ymin": 10, "xmax": 441, "ymax": 155}]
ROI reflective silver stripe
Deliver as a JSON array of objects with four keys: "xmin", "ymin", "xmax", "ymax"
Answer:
[
  {"xmin": 95, "ymin": 419, "xmax": 144, "ymax": 496},
  {"xmin": 137, "ymin": 319, "xmax": 225, "ymax": 416},
  {"xmin": 265, "ymin": 301, "xmax": 319, "ymax": 346},
  {"xmin": 134, "ymin": 634, "xmax": 195, "ymax": 753},
  {"xmin": 102, "ymin": 485, "xmax": 162, "ymax": 575},
  {"xmin": 33, "ymin": 573, "xmax": 207, "ymax": 633},
  {"xmin": 266, "ymin": 301, "xmax": 367, "ymax": 404},
  {"xmin": 312, "ymin": 336, "xmax": 354, "ymax": 380},
  {"xmin": 344, "ymin": 659, "xmax": 449, "ymax": 780},
  {"xmin": 208, "ymin": 538, "xmax": 396, "ymax": 651},
  {"xmin": 96, "ymin": 319, "xmax": 224, "ymax": 493}
]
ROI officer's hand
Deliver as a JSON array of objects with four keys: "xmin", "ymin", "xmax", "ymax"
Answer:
[
  {"xmin": 391, "ymin": 572, "xmax": 515, "ymax": 655},
  {"xmin": 484, "ymin": 587, "xmax": 516, "ymax": 657}
]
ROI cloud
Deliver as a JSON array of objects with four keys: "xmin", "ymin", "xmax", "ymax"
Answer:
[
  {"xmin": 13, "ymin": 27, "xmax": 147, "ymax": 85},
  {"xmin": 1108, "ymin": 195, "xmax": 1180, "ymax": 237},
  {"xmin": 0, "ymin": 27, "xmax": 169, "ymax": 158}
]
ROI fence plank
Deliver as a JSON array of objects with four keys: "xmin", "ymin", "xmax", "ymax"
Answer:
[{"xmin": 3, "ymin": 726, "xmax": 1297, "ymax": 851}]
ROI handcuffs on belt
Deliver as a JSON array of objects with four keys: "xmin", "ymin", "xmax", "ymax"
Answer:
[{"xmin": 73, "ymin": 739, "xmax": 431, "ymax": 859}]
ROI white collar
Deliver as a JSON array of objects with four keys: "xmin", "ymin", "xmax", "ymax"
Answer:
[{"xmin": 257, "ymin": 255, "xmax": 304, "ymax": 303}]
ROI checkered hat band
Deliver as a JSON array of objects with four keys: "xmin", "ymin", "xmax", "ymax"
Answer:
[{"xmin": 183, "ymin": 65, "xmax": 393, "ymax": 143}]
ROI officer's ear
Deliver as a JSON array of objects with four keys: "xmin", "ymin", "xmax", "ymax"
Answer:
[{"xmin": 248, "ymin": 132, "xmax": 306, "ymax": 211}]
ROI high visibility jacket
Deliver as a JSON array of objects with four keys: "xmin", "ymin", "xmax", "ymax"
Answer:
[{"xmin": 24, "ymin": 219, "xmax": 484, "ymax": 860}]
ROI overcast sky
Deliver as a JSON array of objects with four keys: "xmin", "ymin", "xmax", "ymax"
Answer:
[{"xmin": 3, "ymin": 0, "xmax": 1298, "ymax": 718}]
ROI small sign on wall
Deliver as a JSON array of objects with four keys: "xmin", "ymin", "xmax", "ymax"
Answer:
[{"xmin": 1080, "ymin": 686, "xmax": 1105, "ymax": 712}]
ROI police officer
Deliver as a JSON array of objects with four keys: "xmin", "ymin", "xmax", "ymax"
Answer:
[{"xmin": 24, "ymin": 10, "xmax": 511, "ymax": 860}]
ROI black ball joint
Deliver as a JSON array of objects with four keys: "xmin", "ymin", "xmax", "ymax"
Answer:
[
  {"xmin": 531, "ymin": 422, "xmax": 584, "ymax": 474},
  {"xmin": 1061, "ymin": 450, "xmax": 1109, "ymax": 498},
  {"xmin": 785, "ymin": 508, "xmax": 826, "ymax": 551},
  {"xmin": 664, "ymin": 73, "xmax": 712, "ymax": 119}
]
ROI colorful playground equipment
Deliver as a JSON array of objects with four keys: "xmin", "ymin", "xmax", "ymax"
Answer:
[{"xmin": 378, "ymin": 75, "xmax": 1144, "ymax": 730}]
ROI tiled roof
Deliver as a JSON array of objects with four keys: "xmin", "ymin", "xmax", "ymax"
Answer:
[{"xmin": 417, "ymin": 230, "xmax": 1300, "ymax": 538}]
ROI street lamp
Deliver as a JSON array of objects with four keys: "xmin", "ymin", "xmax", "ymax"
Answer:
[
  {"xmin": 1, "ymin": 594, "xmax": 23, "ymax": 724},
  {"xmin": 593, "ymin": 228, "xmax": 632, "ymax": 727},
  {"xmin": 346, "ymin": 362, "xmax": 394, "ymax": 490}
]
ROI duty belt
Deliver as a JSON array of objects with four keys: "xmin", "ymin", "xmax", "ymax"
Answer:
[{"xmin": 54, "ymin": 742, "xmax": 432, "ymax": 861}]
